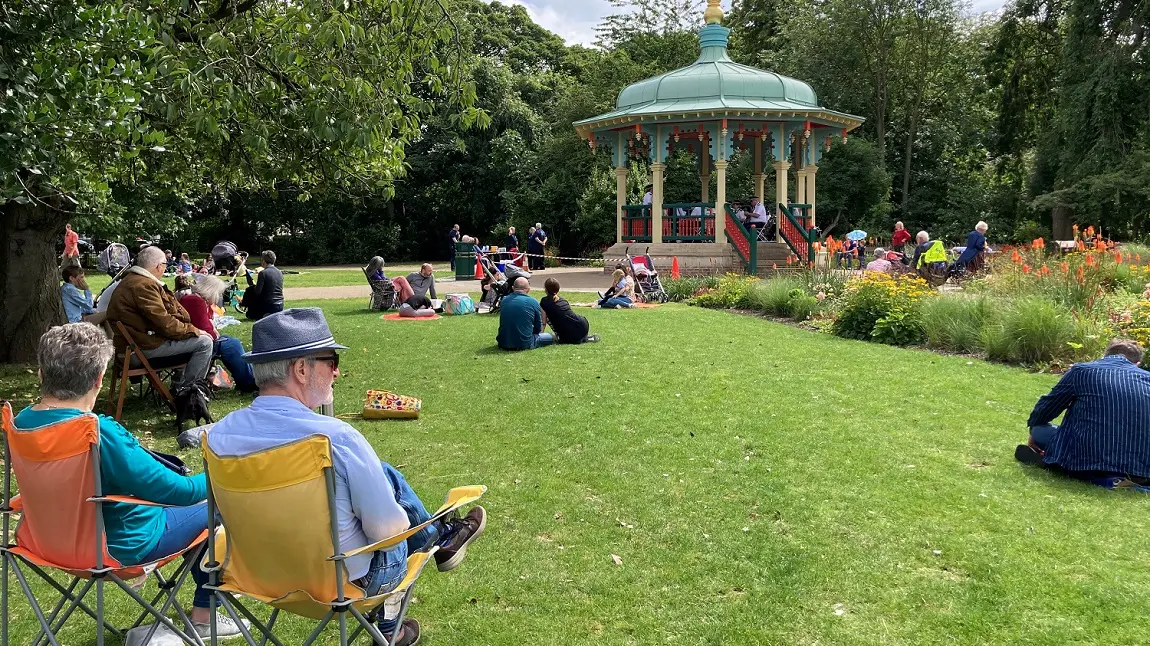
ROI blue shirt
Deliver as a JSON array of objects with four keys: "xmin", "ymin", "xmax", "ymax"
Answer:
[
  {"xmin": 957, "ymin": 230, "xmax": 986, "ymax": 265},
  {"xmin": 1028, "ymin": 355, "xmax": 1150, "ymax": 477},
  {"xmin": 207, "ymin": 396, "xmax": 408, "ymax": 580},
  {"xmin": 61, "ymin": 283, "xmax": 95, "ymax": 322},
  {"xmin": 12, "ymin": 407, "xmax": 207, "ymax": 565},
  {"xmin": 497, "ymin": 292, "xmax": 543, "ymax": 350}
]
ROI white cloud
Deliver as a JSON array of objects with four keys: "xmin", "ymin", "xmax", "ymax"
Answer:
[{"xmin": 495, "ymin": 0, "xmax": 1010, "ymax": 47}]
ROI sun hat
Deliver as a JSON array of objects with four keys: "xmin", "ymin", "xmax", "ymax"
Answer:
[{"xmin": 242, "ymin": 307, "xmax": 348, "ymax": 363}]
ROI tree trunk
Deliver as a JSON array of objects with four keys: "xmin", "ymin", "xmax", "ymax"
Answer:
[
  {"xmin": 900, "ymin": 109, "xmax": 919, "ymax": 217},
  {"xmin": 1052, "ymin": 205, "xmax": 1073, "ymax": 240},
  {"xmin": 1, "ymin": 201, "xmax": 68, "ymax": 363}
]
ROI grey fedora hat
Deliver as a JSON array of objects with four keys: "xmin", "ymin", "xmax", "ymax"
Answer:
[{"xmin": 242, "ymin": 307, "xmax": 348, "ymax": 363}]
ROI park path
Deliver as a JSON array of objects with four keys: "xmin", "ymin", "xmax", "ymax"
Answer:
[{"xmin": 284, "ymin": 266, "xmax": 609, "ymax": 300}]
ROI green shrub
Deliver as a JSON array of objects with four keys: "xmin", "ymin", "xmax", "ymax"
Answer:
[
  {"xmin": 746, "ymin": 277, "xmax": 805, "ymax": 316},
  {"xmin": 664, "ymin": 277, "xmax": 706, "ymax": 303},
  {"xmin": 690, "ymin": 274, "xmax": 757, "ymax": 309},
  {"xmin": 786, "ymin": 293, "xmax": 820, "ymax": 321},
  {"xmin": 832, "ymin": 273, "xmax": 932, "ymax": 342},
  {"xmin": 920, "ymin": 295, "xmax": 996, "ymax": 354},
  {"xmin": 872, "ymin": 306, "xmax": 925, "ymax": 346},
  {"xmin": 983, "ymin": 297, "xmax": 1075, "ymax": 364}
]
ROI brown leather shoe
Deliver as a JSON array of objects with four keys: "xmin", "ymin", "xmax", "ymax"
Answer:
[
  {"xmin": 385, "ymin": 618, "xmax": 419, "ymax": 646},
  {"xmin": 434, "ymin": 506, "xmax": 486, "ymax": 572}
]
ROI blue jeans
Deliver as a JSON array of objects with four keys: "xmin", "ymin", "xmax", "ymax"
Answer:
[
  {"xmin": 532, "ymin": 332, "xmax": 555, "ymax": 348},
  {"xmin": 215, "ymin": 336, "xmax": 255, "ymax": 390},
  {"xmin": 138, "ymin": 502, "xmax": 211, "ymax": 609},
  {"xmin": 358, "ymin": 463, "xmax": 442, "ymax": 634},
  {"xmin": 602, "ymin": 296, "xmax": 632, "ymax": 309},
  {"xmin": 1029, "ymin": 424, "xmax": 1059, "ymax": 451}
]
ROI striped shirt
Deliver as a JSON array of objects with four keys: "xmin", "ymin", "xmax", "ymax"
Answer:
[{"xmin": 1028, "ymin": 355, "xmax": 1150, "ymax": 477}]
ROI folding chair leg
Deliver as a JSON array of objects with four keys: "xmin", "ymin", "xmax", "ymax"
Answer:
[
  {"xmin": 31, "ymin": 578, "xmax": 94, "ymax": 646},
  {"xmin": 11, "ymin": 559, "xmax": 62, "ymax": 646},
  {"xmin": 126, "ymin": 557, "xmax": 205, "ymax": 646},
  {"xmin": 111, "ymin": 574, "xmax": 205, "ymax": 646},
  {"xmin": 217, "ymin": 593, "xmax": 265, "ymax": 646},
  {"xmin": 96, "ymin": 576, "xmax": 104, "ymax": 646},
  {"xmin": 348, "ymin": 605, "xmax": 389, "ymax": 646},
  {"xmin": 222, "ymin": 595, "xmax": 286, "ymax": 646},
  {"xmin": 21, "ymin": 561, "xmax": 119, "ymax": 636},
  {"xmin": 1, "ymin": 552, "xmax": 7, "ymax": 646},
  {"xmin": 339, "ymin": 611, "xmax": 348, "ymax": 646},
  {"xmin": 389, "ymin": 585, "xmax": 418, "ymax": 646},
  {"xmin": 301, "ymin": 609, "xmax": 335, "ymax": 646}
]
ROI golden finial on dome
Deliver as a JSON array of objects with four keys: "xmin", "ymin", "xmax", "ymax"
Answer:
[{"xmin": 703, "ymin": 0, "xmax": 723, "ymax": 25}]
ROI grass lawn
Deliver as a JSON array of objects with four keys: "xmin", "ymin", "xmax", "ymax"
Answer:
[
  {"xmin": 82, "ymin": 267, "xmax": 453, "ymax": 294},
  {"xmin": 2, "ymin": 301, "xmax": 1150, "ymax": 644}
]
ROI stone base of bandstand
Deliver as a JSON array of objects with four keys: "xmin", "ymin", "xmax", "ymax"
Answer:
[{"xmin": 603, "ymin": 242, "xmax": 795, "ymax": 276}]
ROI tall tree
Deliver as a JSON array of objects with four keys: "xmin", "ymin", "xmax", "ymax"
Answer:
[{"xmin": 0, "ymin": 0, "xmax": 483, "ymax": 361}]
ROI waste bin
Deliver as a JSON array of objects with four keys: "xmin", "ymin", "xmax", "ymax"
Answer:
[{"xmin": 455, "ymin": 241, "xmax": 478, "ymax": 280}]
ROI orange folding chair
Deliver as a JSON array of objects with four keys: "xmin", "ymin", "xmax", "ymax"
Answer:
[
  {"xmin": 200, "ymin": 435, "xmax": 485, "ymax": 645},
  {"xmin": 0, "ymin": 402, "xmax": 207, "ymax": 646}
]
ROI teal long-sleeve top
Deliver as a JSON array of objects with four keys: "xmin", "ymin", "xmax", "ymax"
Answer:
[{"xmin": 13, "ymin": 407, "xmax": 207, "ymax": 565}]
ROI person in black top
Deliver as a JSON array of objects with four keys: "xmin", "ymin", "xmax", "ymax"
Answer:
[
  {"xmin": 448, "ymin": 224, "xmax": 461, "ymax": 270},
  {"xmin": 539, "ymin": 278, "xmax": 599, "ymax": 344},
  {"xmin": 242, "ymin": 250, "xmax": 284, "ymax": 321}
]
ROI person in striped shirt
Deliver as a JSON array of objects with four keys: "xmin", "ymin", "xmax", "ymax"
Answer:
[{"xmin": 1018, "ymin": 339, "xmax": 1150, "ymax": 484}]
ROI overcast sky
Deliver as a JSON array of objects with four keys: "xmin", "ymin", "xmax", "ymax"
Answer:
[{"xmin": 499, "ymin": 0, "xmax": 1008, "ymax": 46}]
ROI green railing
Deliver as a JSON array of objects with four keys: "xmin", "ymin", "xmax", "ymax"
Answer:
[
  {"xmin": 662, "ymin": 203, "xmax": 716, "ymax": 242},
  {"xmin": 622, "ymin": 205, "xmax": 652, "ymax": 243},
  {"xmin": 777, "ymin": 203, "xmax": 817, "ymax": 266},
  {"xmin": 725, "ymin": 204, "xmax": 756, "ymax": 275}
]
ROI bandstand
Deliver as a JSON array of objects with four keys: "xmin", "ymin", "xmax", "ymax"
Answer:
[{"xmin": 574, "ymin": 0, "xmax": 863, "ymax": 274}]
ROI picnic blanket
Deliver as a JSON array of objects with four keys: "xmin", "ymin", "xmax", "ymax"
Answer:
[{"xmin": 381, "ymin": 312, "xmax": 441, "ymax": 321}]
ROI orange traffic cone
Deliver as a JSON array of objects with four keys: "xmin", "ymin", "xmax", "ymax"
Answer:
[
  {"xmin": 474, "ymin": 256, "xmax": 484, "ymax": 280},
  {"xmin": 671, "ymin": 256, "xmax": 681, "ymax": 279}
]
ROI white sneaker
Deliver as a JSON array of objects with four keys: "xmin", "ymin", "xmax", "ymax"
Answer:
[{"xmin": 193, "ymin": 614, "xmax": 250, "ymax": 640}]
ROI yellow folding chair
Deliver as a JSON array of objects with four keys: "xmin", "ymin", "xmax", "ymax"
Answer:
[{"xmin": 200, "ymin": 435, "xmax": 485, "ymax": 645}]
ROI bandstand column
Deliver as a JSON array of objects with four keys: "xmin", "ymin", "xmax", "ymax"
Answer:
[
  {"xmin": 807, "ymin": 164, "xmax": 818, "ymax": 228},
  {"xmin": 773, "ymin": 160, "xmax": 791, "ymax": 242},
  {"xmin": 615, "ymin": 166, "xmax": 628, "ymax": 244},
  {"xmin": 715, "ymin": 159, "xmax": 728, "ymax": 244},
  {"xmin": 752, "ymin": 138, "xmax": 765, "ymax": 201},
  {"xmin": 795, "ymin": 166, "xmax": 807, "ymax": 206},
  {"xmin": 651, "ymin": 162, "xmax": 666, "ymax": 244},
  {"xmin": 700, "ymin": 152, "xmax": 710, "ymax": 202}
]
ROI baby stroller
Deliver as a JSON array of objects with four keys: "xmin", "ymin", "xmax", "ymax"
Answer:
[
  {"xmin": 211, "ymin": 240, "xmax": 240, "ymax": 274},
  {"xmin": 625, "ymin": 247, "xmax": 668, "ymax": 303},
  {"xmin": 220, "ymin": 252, "xmax": 251, "ymax": 314},
  {"xmin": 97, "ymin": 242, "xmax": 131, "ymax": 278},
  {"xmin": 477, "ymin": 247, "xmax": 530, "ymax": 312}
]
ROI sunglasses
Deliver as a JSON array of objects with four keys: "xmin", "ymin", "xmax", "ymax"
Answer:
[{"xmin": 310, "ymin": 354, "xmax": 340, "ymax": 370}]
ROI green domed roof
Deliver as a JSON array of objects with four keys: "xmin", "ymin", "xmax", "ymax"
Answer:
[
  {"xmin": 573, "ymin": 23, "xmax": 862, "ymax": 136},
  {"xmin": 614, "ymin": 26, "xmax": 819, "ymax": 110}
]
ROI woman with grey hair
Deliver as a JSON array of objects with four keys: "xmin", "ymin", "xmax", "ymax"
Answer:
[
  {"xmin": 10, "ymin": 323, "xmax": 247, "ymax": 639},
  {"xmin": 955, "ymin": 221, "xmax": 989, "ymax": 274},
  {"xmin": 178, "ymin": 275, "xmax": 256, "ymax": 392}
]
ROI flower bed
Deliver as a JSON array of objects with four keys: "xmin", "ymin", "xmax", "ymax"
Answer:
[{"xmin": 668, "ymin": 240, "xmax": 1150, "ymax": 368}]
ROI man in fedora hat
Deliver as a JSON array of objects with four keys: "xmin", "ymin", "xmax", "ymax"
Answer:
[{"xmin": 207, "ymin": 308, "xmax": 486, "ymax": 645}]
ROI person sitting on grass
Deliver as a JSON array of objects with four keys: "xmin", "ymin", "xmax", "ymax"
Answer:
[
  {"xmin": 1016, "ymin": 339, "xmax": 1150, "ymax": 485},
  {"xmin": 497, "ymin": 278, "xmax": 553, "ymax": 350},
  {"xmin": 178, "ymin": 274, "xmax": 257, "ymax": 392},
  {"xmin": 600, "ymin": 265, "xmax": 636, "ymax": 309},
  {"xmin": 399, "ymin": 294, "xmax": 437, "ymax": 318},
  {"xmin": 241, "ymin": 250, "xmax": 284, "ymax": 321},
  {"xmin": 13, "ymin": 323, "xmax": 246, "ymax": 639},
  {"xmin": 405, "ymin": 263, "xmax": 437, "ymax": 301},
  {"xmin": 865, "ymin": 248, "xmax": 891, "ymax": 274},
  {"xmin": 207, "ymin": 308, "xmax": 486, "ymax": 645},
  {"xmin": 61, "ymin": 266, "xmax": 96, "ymax": 323},
  {"xmin": 540, "ymin": 278, "xmax": 599, "ymax": 344}
]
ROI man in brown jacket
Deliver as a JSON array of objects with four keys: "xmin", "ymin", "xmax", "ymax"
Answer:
[{"xmin": 106, "ymin": 246, "xmax": 214, "ymax": 391}]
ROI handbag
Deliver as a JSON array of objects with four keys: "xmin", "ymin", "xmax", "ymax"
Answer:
[
  {"xmin": 444, "ymin": 293, "xmax": 475, "ymax": 316},
  {"xmin": 146, "ymin": 449, "xmax": 191, "ymax": 476},
  {"xmin": 362, "ymin": 390, "xmax": 422, "ymax": 419}
]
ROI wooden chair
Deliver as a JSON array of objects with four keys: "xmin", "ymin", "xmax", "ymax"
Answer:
[{"xmin": 105, "ymin": 321, "xmax": 190, "ymax": 421}]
